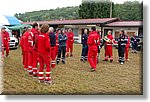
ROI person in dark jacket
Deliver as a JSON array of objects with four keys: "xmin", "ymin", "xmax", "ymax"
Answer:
[
  {"xmin": 56, "ymin": 28, "xmax": 68, "ymax": 64},
  {"xmin": 131, "ymin": 33, "xmax": 140, "ymax": 53},
  {"xmin": 80, "ymin": 29, "xmax": 88, "ymax": 62},
  {"xmin": 118, "ymin": 30, "xmax": 128, "ymax": 65},
  {"xmin": 49, "ymin": 27, "xmax": 56, "ymax": 68}
]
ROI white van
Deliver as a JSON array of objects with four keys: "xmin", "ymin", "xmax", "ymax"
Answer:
[{"xmin": 0, "ymin": 26, "xmax": 19, "ymax": 49}]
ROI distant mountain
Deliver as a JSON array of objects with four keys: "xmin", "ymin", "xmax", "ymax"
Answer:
[{"xmin": 15, "ymin": 6, "xmax": 80, "ymax": 22}]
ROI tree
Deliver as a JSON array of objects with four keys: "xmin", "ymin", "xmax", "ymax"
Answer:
[
  {"xmin": 113, "ymin": 1, "xmax": 143, "ymax": 20},
  {"xmin": 79, "ymin": 0, "xmax": 114, "ymax": 19}
]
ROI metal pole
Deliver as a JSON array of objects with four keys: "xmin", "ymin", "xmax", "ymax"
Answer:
[{"xmin": 110, "ymin": 0, "xmax": 112, "ymax": 18}]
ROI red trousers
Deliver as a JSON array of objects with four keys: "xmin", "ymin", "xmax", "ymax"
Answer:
[
  {"xmin": 66, "ymin": 42, "xmax": 73, "ymax": 55},
  {"xmin": 50, "ymin": 47, "xmax": 56, "ymax": 68},
  {"xmin": 32, "ymin": 50, "xmax": 38, "ymax": 76},
  {"xmin": 38, "ymin": 54, "xmax": 51, "ymax": 81},
  {"xmin": 23, "ymin": 51, "xmax": 28, "ymax": 69},
  {"xmin": 2, "ymin": 42, "xmax": 9, "ymax": 56},
  {"xmin": 125, "ymin": 47, "xmax": 129, "ymax": 60},
  {"xmin": 28, "ymin": 51, "xmax": 33, "ymax": 74},
  {"xmin": 88, "ymin": 50, "xmax": 97, "ymax": 69},
  {"xmin": 104, "ymin": 45, "xmax": 113, "ymax": 60}
]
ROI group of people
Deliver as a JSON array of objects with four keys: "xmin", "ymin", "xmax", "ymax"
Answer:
[
  {"xmin": 19, "ymin": 23, "xmax": 74, "ymax": 84},
  {"xmin": 80, "ymin": 28, "xmax": 140, "ymax": 70},
  {"xmin": 0, "ymin": 22, "xmax": 140, "ymax": 84}
]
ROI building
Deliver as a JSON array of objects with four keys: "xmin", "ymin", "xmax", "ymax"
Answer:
[{"xmin": 23, "ymin": 18, "xmax": 143, "ymax": 43}]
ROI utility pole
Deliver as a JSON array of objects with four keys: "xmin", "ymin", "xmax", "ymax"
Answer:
[{"xmin": 110, "ymin": 0, "xmax": 112, "ymax": 18}]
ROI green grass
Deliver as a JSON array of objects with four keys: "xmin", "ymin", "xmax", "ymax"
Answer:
[{"xmin": 2, "ymin": 44, "xmax": 143, "ymax": 95}]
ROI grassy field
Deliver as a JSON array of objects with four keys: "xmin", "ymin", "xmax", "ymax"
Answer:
[{"xmin": 2, "ymin": 44, "xmax": 143, "ymax": 95}]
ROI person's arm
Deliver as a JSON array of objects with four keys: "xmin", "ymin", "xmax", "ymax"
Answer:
[
  {"xmin": 6, "ymin": 32, "xmax": 10, "ymax": 41},
  {"xmin": 60, "ymin": 35, "xmax": 67, "ymax": 42},
  {"xmin": 87, "ymin": 36, "xmax": 93, "ymax": 45},
  {"xmin": 81, "ymin": 34, "xmax": 85, "ymax": 45},
  {"xmin": 45, "ymin": 36, "xmax": 50, "ymax": 52},
  {"xmin": 58, "ymin": 34, "xmax": 62, "ymax": 43},
  {"xmin": 20, "ymin": 37, "xmax": 23, "ymax": 48}
]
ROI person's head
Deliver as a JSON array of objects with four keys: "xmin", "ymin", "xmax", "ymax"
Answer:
[
  {"xmin": 48, "ymin": 27, "xmax": 54, "ymax": 33},
  {"xmin": 120, "ymin": 29, "xmax": 125, "ymax": 35},
  {"xmin": 32, "ymin": 22, "xmax": 39, "ymax": 30},
  {"xmin": 26, "ymin": 26, "xmax": 32, "ymax": 32},
  {"xmin": 91, "ymin": 26, "xmax": 96, "ymax": 31},
  {"xmin": 68, "ymin": 28, "xmax": 72, "ymax": 32},
  {"xmin": 133, "ymin": 33, "xmax": 136, "ymax": 36},
  {"xmin": 84, "ymin": 29, "xmax": 88, "ymax": 34},
  {"xmin": 1, "ymin": 27, "xmax": 6, "ymax": 33},
  {"xmin": 107, "ymin": 30, "xmax": 112, "ymax": 35},
  {"xmin": 61, "ymin": 28, "xmax": 65, "ymax": 34},
  {"xmin": 40, "ymin": 24, "xmax": 49, "ymax": 34},
  {"xmin": 56, "ymin": 28, "xmax": 61, "ymax": 34},
  {"xmin": 124, "ymin": 31, "xmax": 128, "ymax": 35},
  {"xmin": 65, "ymin": 28, "xmax": 68, "ymax": 33}
]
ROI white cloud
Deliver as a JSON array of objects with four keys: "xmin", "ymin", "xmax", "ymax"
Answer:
[{"xmin": 0, "ymin": 0, "xmax": 82, "ymax": 16}]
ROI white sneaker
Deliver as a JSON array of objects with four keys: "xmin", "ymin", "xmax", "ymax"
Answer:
[{"xmin": 120, "ymin": 62, "xmax": 124, "ymax": 65}]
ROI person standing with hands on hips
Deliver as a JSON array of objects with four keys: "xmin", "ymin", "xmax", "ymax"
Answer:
[
  {"xmin": 118, "ymin": 30, "xmax": 128, "ymax": 65},
  {"xmin": 57, "ymin": 28, "xmax": 68, "ymax": 64},
  {"xmin": 87, "ymin": 27, "xmax": 100, "ymax": 72}
]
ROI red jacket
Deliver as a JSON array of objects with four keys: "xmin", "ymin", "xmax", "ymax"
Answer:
[
  {"xmin": 55, "ymin": 32, "xmax": 59, "ymax": 46},
  {"xmin": 2, "ymin": 31, "xmax": 10, "ymax": 44},
  {"xmin": 126, "ymin": 36, "xmax": 130, "ymax": 48},
  {"xmin": 21, "ymin": 31, "xmax": 31, "ymax": 51},
  {"xmin": 27, "ymin": 31, "xmax": 34, "ymax": 51},
  {"xmin": 20, "ymin": 35, "xmax": 26, "ymax": 51},
  {"xmin": 31, "ymin": 28, "xmax": 39, "ymax": 50},
  {"xmin": 67, "ymin": 32, "xmax": 74, "ymax": 43},
  {"xmin": 87, "ymin": 31, "xmax": 100, "ymax": 52},
  {"xmin": 105, "ymin": 34, "xmax": 115, "ymax": 46},
  {"xmin": 37, "ymin": 33, "xmax": 50, "ymax": 55}
]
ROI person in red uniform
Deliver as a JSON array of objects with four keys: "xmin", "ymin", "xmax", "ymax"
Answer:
[
  {"xmin": 125, "ymin": 31, "xmax": 130, "ymax": 61},
  {"xmin": 55, "ymin": 28, "xmax": 61, "ymax": 58},
  {"xmin": 21, "ymin": 27, "xmax": 32, "ymax": 71},
  {"xmin": 20, "ymin": 27, "xmax": 27, "ymax": 70},
  {"xmin": 26, "ymin": 28, "xmax": 34, "ymax": 75},
  {"xmin": 48, "ymin": 27, "xmax": 56, "ymax": 68},
  {"xmin": 1, "ymin": 27, "xmax": 10, "ymax": 57},
  {"xmin": 31, "ymin": 23, "xmax": 40, "ymax": 77},
  {"xmin": 103, "ymin": 31, "xmax": 115, "ymax": 62},
  {"xmin": 66, "ymin": 28, "xmax": 74, "ymax": 57},
  {"xmin": 37, "ymin": 24, "xmax": 52, "ymax": 84},
  {"xmin": 87, "ymin": 27, "xmax": 100, "ymax": 72}
]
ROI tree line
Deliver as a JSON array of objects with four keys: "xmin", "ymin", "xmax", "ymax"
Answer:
[{"xmin": 15, "ymin": 1, "xmax": 143, "ymax": 22}]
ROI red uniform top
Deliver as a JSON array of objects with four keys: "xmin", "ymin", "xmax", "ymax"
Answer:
[
  {"xmin": 105, "ymin": 34, "xmax": 115, "ymax": 46},
  {"xmin": 87, "ymin": 31, "xmax": 100, "ymax": 52},
  {"xmin": 126, "ymin": 36, "xmax": 130, "ymax": 48},
  {"xmin": 21, "ymin": 31, "xmax": 32, "ymax": 51},
  {"xmin": 31, "ymin": 28, "xmax": 39, "ymax": 50},
  {"xmin": 20, "ymin": 34, "xmax": 26, "ymax": 51},
  {"xmin": 27, "ymin": 31, "xmax": 34, "ymax": 51},
  {"xmin": 37, "ymin": 33, "xmax": 50, "ymax": 55},
  {"xmin": 2, "ymin": 31, "xmax": 10, "ymax": 44},
  {"xmin": 55, "ymin": 32, "xmax": 59, "ymax": 46},
  {"xmin": 67, "ymin": 32, "xmax": 74, "ymax": 43}
]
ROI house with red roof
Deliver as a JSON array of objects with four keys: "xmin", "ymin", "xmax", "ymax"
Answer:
[{"xmin": 23, "ymin": 18, "xmax": 143, "ymax": 43}]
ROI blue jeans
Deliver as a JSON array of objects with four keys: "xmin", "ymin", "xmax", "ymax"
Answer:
[{"xmin": 81, "ymin": 45, "xmax": 88, "ymax": 60}]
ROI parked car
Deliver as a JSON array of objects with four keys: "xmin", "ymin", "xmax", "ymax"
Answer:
[{"xmin": 0, "ymin": 26, "xmax": 19, "ymax": 49}]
